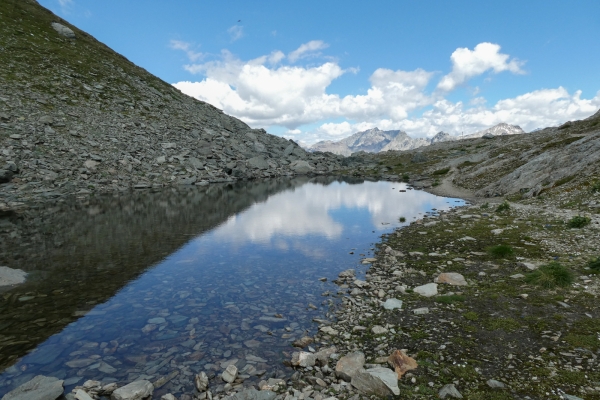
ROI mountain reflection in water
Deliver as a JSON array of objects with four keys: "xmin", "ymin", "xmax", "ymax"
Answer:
[{"xmin": 0, "ymin": 177, "xmax": 463, "ymax": 396}]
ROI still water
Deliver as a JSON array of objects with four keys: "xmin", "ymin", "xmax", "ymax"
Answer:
[{"xmin": 0, "ymin": 177, "xmax": 463, "ymax": 396}]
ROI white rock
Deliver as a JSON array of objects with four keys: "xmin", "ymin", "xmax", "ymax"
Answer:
[
  {"xmin": 365, "ymin": 367, "xmax": 400, "ymax": 395},
  {"xmin": 491, "ymin": 229, "xmax": 504, "ymax": 235},
  {"xmin": 371, "ymin": 325, "xmax": 388, "ymax": 335},
  {"xmin": 435, "ymin": 272, "xmax": 467, "ymax": 286},
  {"xmin": 382, "ymin": 299, "xmax": 403, "ymax": 310},
  {"xmin": 0, "ymin": 266, "xmax": 27, "ymax": 286},
  {"xmin": 51, "ymin": 22, "xmax": 76, "ymax": 39},
  {"xmin": 413, "ymin": 283, "xmax": 438, "ymax": 297},
  {"xmin": 413, "ymin": 307, "xmax": 429, "ymax": 315}
]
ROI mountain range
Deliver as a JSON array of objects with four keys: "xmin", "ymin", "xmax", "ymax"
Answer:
[{"xmin": 308, "ymin": 123, "xmax": 525, "ymax": 155}]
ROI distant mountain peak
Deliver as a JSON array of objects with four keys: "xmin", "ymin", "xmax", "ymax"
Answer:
[{"xmin": 308, "ymin": 123, "xmax": 525, "ymax": 156}]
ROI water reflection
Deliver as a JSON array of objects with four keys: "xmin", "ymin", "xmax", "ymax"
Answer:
[{"xmin": 0, "ymin": 177, "xmax": 463, "ymax": 396}]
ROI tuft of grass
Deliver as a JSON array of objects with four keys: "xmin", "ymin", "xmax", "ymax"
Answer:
[
  {"xmin": 402, "ymin": 173, "xmax": 410, "ymax": 182},
  {"xmin": 480, "ymin": 202, "xmax": 489, "ymax": 209},
  {"xmin": 495, "ymin": 201, "xmax": 510, "ymax": 213},
  {"xmin": 399, "ymin": 216, "xmax": 406, "ymax": 223},
  {"xmin": 483, "ymin": 317, "xmax": 520, "ymax": 332},
  {"xmin": 432, "ymin": 167, "xmax": 450, "ymax": 176},
  {"xmin": 463, "ymin": 311, "xmax": 479, "ymax": 321},
  {"xmin": 567, "ymin": 215, "xmax": 591, "ymax": 228},
  {"xmin": 525, "ymin": 262, "xmax": 574, "ymax": 288},
  {"xmin": 591, "ymin": 180, "xmax": 600, "ymax": 193},
  {"xmin": 487, "ymin": 244, "xmax": 514, "ymax": 259},
  {"xmin": 564, "ymin": 334, "xmax": 599, "ymax": 349},
  {"xmin": 435, "ymin": 294, "xmax": 466, "ymax": 304}
]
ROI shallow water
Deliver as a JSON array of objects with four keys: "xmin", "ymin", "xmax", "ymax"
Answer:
[{"xmin": 0, "ymin": 177, "xmax": 463, "ymax": 396}]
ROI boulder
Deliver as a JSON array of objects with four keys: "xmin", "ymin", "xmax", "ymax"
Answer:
[
  {"xmin": 382, "ymin": 298, "xmax": 403, "ymax": 310},
  {"xmin": 0, "ymin": 169, "xmax": 14, "ymax": 183},
  {"xmin": 351, "ymin": 371, "xmax": 394, "ymax": 397},
  {"xmin": 1, "ymin": 375, "xmax": 64, "ymax": 400},
  {"xmin": 387, "ymin": 349, "xmax": 417, "ymax": 378},
  {"xmin": 111, "ymin": 380, "xmax": 153, "ymax": 400},
  {"xmin": 51, "ymin": 22, "xmax": 76, "ymax": 39},
  {"xmin": 364, "ymin": 367, "xmax": 400, "ymax": 395},
  {"xmin": 0, "ymin": 266, "xmax": 27, "ymax": 286},
  {"xmin": 289, "ymin": 160, "xmax": 313, "ymax": 174},
  {"xmin": 290, "ymin": 351, "xmax": 317, "ymax": 367},
  {"xmin": 439, "ymin": 383, "xmax": 463, "ymax": 398},
  {"xmin": 194, "ymin": 372, "xmax": 209, "ymax": 392},
  {"xmin": 335, "ymin": 351, "xmax": 365, "ymax": 381},
  {"xmin": 435, "ymin": 272, "xmax": 467, "ymax": 286},
  {"xmin": 413, "ymin": 283, "xmax": 438, "ymax": 297},
  {"xmin": 247, "ymin": 156, "xmax": 269, "ymax": 170}
]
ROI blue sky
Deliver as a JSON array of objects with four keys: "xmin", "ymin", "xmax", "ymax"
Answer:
[{"xmin": 42, "ymin": 0, "xmax": 600, "ymax": 144}]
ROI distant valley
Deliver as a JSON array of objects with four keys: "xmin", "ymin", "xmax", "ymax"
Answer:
[{"xmin": 308, "ymin": 123, "xmax": 525, "ymax": 156}]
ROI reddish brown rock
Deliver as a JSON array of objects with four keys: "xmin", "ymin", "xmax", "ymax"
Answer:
[{"xmin": 387, "ymin": 349, "xmax": 417, "ymax": 378}]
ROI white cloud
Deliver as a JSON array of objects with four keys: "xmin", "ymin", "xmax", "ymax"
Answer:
[
  {"xmin": 288, "ymin": 40, "xmax": 329, "ymax": 62},
  {"xmin": 58, "ymin": 0, "xmax": 73, "ymax": 7},
  {"xmin": 170, "ymin": 40, "xmax": 203, "ymax": 62},
  {"xmin": 228, "ymin": 25, "xmax": 244, "ymax": 42},
  {"xmin": 171, "ymin": 40, "xmax": 599, "ymax": 144},
  {"xmin": 437, "ymin": 42, "xmax": 524, "ymax": 92}
]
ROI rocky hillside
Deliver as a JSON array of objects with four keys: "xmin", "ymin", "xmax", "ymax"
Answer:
[
  {"xmin": 0, "ymin": 0, "xmax": 344, "ymax": 207},
  {"xmin": 309, "ymin": 123, "xmax": 524, "ymax": 156}
]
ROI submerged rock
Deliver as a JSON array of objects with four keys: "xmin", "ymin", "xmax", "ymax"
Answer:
[{"xmin": 1, "ymin": 375, "xmax": 64, "ymax": 400}]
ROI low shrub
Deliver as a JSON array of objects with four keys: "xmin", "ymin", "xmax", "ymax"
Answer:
[
  {"xmin": 402, "ymin": 173, "xmax": 410, "ymax": 182},
  {"xmin": 435, "ymin": 294, "xmax": 466, "ymax": 304},
  {"xmin": 496, "ymin": 201, "xmax": 510, "ymax": 212},
  {"xmin": 567, "ymin": 215, "xmax": 591, "ymax": 228},
  {"xmin": 587, "ymin": 256, "xmax": 600, "ymax": 271},
  {"xmin": 525, "ymin": 262, "xmax": 574, "ymax": 288},
  {"xmin": 432, "ymin": 167, "xmax": 450, "ymax": 176},
  {"xmin": 480, "ymin": 202, "xmax": 489, "ymax": 209},
  {"xmin": 487, "ymin": 244, "xmax": 514, "ymax": 259},
  {"xmin": 591, "ymin": 180, "xmax": 600, "ymax": 193},
  {"xmin": 399, "ymin": 216, "xmax": 406, "ymax": 223}
]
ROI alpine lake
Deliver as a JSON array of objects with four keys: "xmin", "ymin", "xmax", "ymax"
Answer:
[{"xmin": 0, "ymin": 176, "xmax": 464, "ymax": 397}]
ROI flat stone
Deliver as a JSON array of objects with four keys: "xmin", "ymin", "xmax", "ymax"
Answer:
[
  {"xmin": 65, "ymin": 358, "xmax": 96, "ymax": 368},
  {"xmin": 247, "ymin": 156, "xmax": 269, "ymax": 170},
  {"xmin": 435, "ymin": 272, "xmax": 467, "ymax": 286},
  {"xmin": 319, "ymin": 326, "xmax": 338, "ymax": 336},
  {"xmin": 458, "ymin": 236, "xmax": 476, "ymax": 241},
  {"xmin": 413, "ymin": 283, "xmax": 438, "ymax": 297},
  {"xmin": 292, "ymin": 336, "xmax": 313, "ymax": 348},
  {"xmin": 223, "ymin": 388, "xmax": 276, "ymax": 400},
  {"xmin": 111, "ymin": 380, "xmax": 153, "ymax": 400},
  {"xmin": 439, "ymin": 383, "xmax": 463, "ymax": 398},
  {"xmin": 147, "ymin": 317, "xmax": 165, "ymax": 324},
  {"xmin": 486, "ymin": 379, "xmax": 507, "ymax": 389},
  {"xmin": 510, "ymin": 274, "xmax": 525, "ymax": 279},
  {"xmin": 0, "ymin": 266, "xmax": 28, "ymax": 286},
  {"xmin": 290, "ymin": 351, "xmax": 316, "ymax": 367},
  {"xmin": 382, "ymin": 298, "xmax": 403, "ymax": 310},
  {"xmin": 387, "ymin": 349, "xmax": 417, "ymax": 378},
  {"xmin": 371, "ymin": 325, "xmax": 388, "ymax": 334},
  {"xmin": 413, "ymin": 307, "xmax": 429, "ymax": 315},
  {"xmin": 1, "ymin": 375, "xmax": 64, "ymax": 400},
  {"xmin": 75, "ymin": 389, "xmax": 94, "ymax": 400},
  {"xmin": 338, "ymin": 269, "xmax": 355, "ymax": 279}
]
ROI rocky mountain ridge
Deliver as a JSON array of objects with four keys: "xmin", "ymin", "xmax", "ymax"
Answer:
[
  {"xmin": 0, "ymin": 0, "xmax": 344, "ymax": 207},
  {"xmin": 309, "ymin": 123, "xmax": 524, "ymax": 156}
]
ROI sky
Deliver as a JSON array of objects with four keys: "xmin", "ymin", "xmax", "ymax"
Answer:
[{"xmin": 41, "ymin": 0, "xmax": 600, "ymax": 145}]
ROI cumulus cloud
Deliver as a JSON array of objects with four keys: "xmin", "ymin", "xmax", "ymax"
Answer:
[
  {"xmin": 171, "ymin": 40, "xmax": 599, "ymax": 144},
  {"xmin": 288, "ymin": 40, "xmax": 329, "ymax": 62},
  {"xmin": 228, "ymin": 25, "xmax": 244, "ymax": 42},
  {"xmin": 437, "ymin": 42, "xmax": 525, "ymax": 92}
]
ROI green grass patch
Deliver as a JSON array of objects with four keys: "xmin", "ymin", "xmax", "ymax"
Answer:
[
  {"xmin": 483, "ymin": 317, "xmax": 520, "ymax": 332},
  {"xmin": 463, "ymin": 311, "xmax": 479, "ymax": 321},
  {"xmin": 564, "ymin": 333, "xmax": 599, "ymax": 349},
  {"xmin": 399, "ymin": 216, "xmax": 406, "ymax": 223},
  {"xmin": 435, "ymin": 294, "xmax": 466, "ymax": 304},
  {"xmin": 480, "ymin": 202, "xmax": 489, "ymax": 209},
  {"xmin": 487, "ymin": 244, "xmax": 514, "ymax": 259},
  {"xmin": 591, "ymin": 180, "xmax": 600, "ymax": 193},
  {"xmin": 553, "ymin": 175, "xmax": 575, "ymax": 187},
  {"xmin": 587, "ymin": 256, "xmax": 600, "ymax": 271},
  {"xmin": 402, "ymin": 173, "xmax": 410, "ymax": 182},
  {"xmin": 525, "ymin": 262, "xmax": 574, "ymax": 288},
  {"xmin": 567, "ymin": 215, "xmax": 591, "ymax": 228}
]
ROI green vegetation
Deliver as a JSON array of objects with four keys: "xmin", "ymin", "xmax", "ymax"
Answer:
[
  {"xmin": 432, "ymin": 167, "xmax": 450, "ymax": 176},
  {"xmin": 487, "ymin": 244, "xmax": 514, "ymax": 259},
  {"xmin": 553, "ymin": 175, "xmax": 575, "ymax": 187},
  {"xmin": 591, "ymin": 180, "xmax": 600, "ymax": 193},
  {"xmin": 402, "ymin": 173, "xmax": 410, "ymax": 182},
  {"xmin": 567, "ymin": 215, "xmax": 591, "ymax": 228},
  {"xmin": 463, "ymin": 311, "xmax": 479, "ymax": 321},
  {"xmin": 483, "ymin": 317, "xmax": 520, "ymax": 332},
  {"xmin": 399, "ymin": 216, "xmax": 406, "ymax": 223},
  {"xmin": 525, "ymin": 262, "xmax": 574, "ymax": 288},
  {"xmin": 435, "ymin": 294, "xmax": 466, "ymax": 304},
  {"xmin": 480, "ymin": 202, "xmax": 489, "ymax": 209},
  {"xmin": 587, "ymin": 256, "xmax": 600, "ymax": 271},
  {"xmin": 495, "ymin": 201, "xmax": 510, "ymax": 213}
]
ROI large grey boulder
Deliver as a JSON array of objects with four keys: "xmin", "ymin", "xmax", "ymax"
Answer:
[
  {"xmin": 364, "ymin": 367, "xmax": 400, "ymax": 395},
  {"xmin": 223, "ymin": 388, "xmax": 276, "ymax": 400},
  {"xmin": 247, "ymin": 156, "xmax": 269, "ymax": 170},
  {"xmin": 111, "ymin": 380, "xmax": 153, "ymax": 400},
  {"xmin": 0, "ymin": 266, "xmax": 27, "ymax": 286},
  {"xmin": 413, "ymin": 283, "xmax": 438, "ymax": 297},
  {"xmin": 51, "ymin": 22, "xmax": 76, "ymax": 39},
  {"xmin": 289, "ymin": 160, "xmax": 313, "ymax": 174},
  {"xmin": 335, "ymin": 351, "xmax": 365, "ymax": 381},
  {"xmin": 1, "ymin": 375, "xmax": 64, "ymax": 400},
  {"xmin": 351, "ymin": 370, "xmax": 394, "ymax": 397}
]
